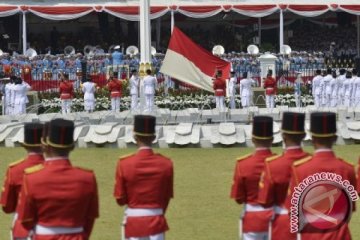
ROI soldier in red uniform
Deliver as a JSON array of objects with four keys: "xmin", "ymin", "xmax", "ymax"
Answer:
[
  {"xmin": 213, "ymin": 69, "xmax": 226, "ymax": 111},
  {"xmin": 114, "ymin": 115, "xmax": 173, "ymax": 240},
  {"xmin": 17, "ymin": 119, "xmax": 99, "ymax": 240},
  {"xmin": 231, "ymin": 116, "xmax": 276, "ymax": 240},
  {"xmin": 59, "ymin": 73, "xmax": 74, "ymax": 114},
  {"xmin": 258, "ymin": 112, "xmax": 310, "ymax": 239},
  {"xmin": 107, "ymin": 71, "xmax": 123, "ymax": 112},
  {"xmin": 289, "ymin": 112, "xmax": 357, "ymax": 240},
  {"xmin": 1, "ymin": 123, "xmax": 44, "ymax": 240},
  {"xmin": 263, "ymin": 69, "xmax": 277, "ymax": 110}
]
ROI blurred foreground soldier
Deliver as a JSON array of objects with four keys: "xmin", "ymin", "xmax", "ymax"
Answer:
[
  {"xmin": 143, "ymin": 69, "xmax": 157, "ymax": 113},
  {"xmin": 231, "ymin": 116, "xmax": 275, "ymax": 240},
  {"xmin": 312, "ymin": 70, "xmax": 322, "ymax": 108},
  {"xmin": 258, "ymin": 112, "xmax": 309, "ymax": 240},
  {"xmin": 107, "ymin": 72, "xmax": 123, "ymax": 112},
  {"xmin": 17, "ymin": 119, "xmax": 99, "ymax": 240},
  {"xmin": 288, "ymin": 112, "xmax": 357, "ymax": 240},
  {"xmin": 114, "ymin": 115, "xmax": 173, "ymax": 240},
  {"xmin": 82, "ymin": 77, "xmax": 96, "ymax": 113},
  {"xmin": 239, "ymin": 72, "xmax": 254, "ymax": 109},
  {"xmin": 228, "ymin": 71, "xmax": 237, "ymax": 109},
  {"xmin": 263, "ymin": 70, "xmax": 276, "ymax": 110},
  {"xmin": 129, "ymin": 70, "xmax": 140, "ymax": 111},
  {"xmin": 59, "ymin": 73, "xmax": 73, "ymax": 114},
  {"xmin": 1, "ymin": 123, "xmax": 44, "ymax": 240},
  {"xmin": 213, "ymin": 69, "xmax": 226, "ymax": 111}
]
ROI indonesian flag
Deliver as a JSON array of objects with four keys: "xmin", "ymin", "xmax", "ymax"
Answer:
[{"xmin": 160, "ymin": 27, "xmax": 231, "ymax": 92}]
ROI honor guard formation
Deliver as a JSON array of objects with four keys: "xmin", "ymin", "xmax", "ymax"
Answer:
[{"xmin": 0, "ymin": 111, "xmax": 358, "ymax": 240}]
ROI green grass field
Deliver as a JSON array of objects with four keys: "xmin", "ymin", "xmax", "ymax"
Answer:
[{"xmin": 1, "ymin": 146, "xmax": 360, "ymax": 240}]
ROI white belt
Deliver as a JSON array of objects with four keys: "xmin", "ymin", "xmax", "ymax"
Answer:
[
  {"xmin": 111, "ymin": 91, "xmax": 120, "ymax": 94},
  {"xmin": 266, "ymin": 87, "xmax": 274, "ymax": 90},
  {"xmin": 215, "ymin": 89, "xmax": 224, "ymax": 92},
  {"xmin": 35, "ymin": 225, "xmax": 83, "ymax": 235},
  {"xmin": 244, "ymin": 204, "xmax": 272, "ymax": 212},
  {"xmin": 125, "ymin": 208, "xmax": 163, "ymax": 217},
  {"xmin": 274, "ymin": 205, "xmax": 289, "ymax": 215}
]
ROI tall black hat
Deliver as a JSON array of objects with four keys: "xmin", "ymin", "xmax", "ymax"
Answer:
[
  {"xmin": 41, "ymin": 122, "xmax": 50, "ymax": 145},
  {"xmin": 134, "ymin": 115, "xmax": 156, "ymax": 137},
  {"xmin": 46, "ymin": 119, "xmax": 74, "ymax": 148},
  {"xmin": 252, "ymin": 116, "xmax": 273, "ymax": 140},
  {"xmin": 310, "ymin": 112, "xmax": 336, "ymax": 137},
  {"xmin": 281, "ymin": 112, "xmax": 305, "ymax": 134},
  {"xmin": 23, "ymin": 123, "xmax": 44, "ymax": 147}
]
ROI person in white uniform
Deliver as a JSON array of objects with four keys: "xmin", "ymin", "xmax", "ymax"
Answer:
[
  {"xmin": 82, "ymin": 78, "xmax": 96, "ymax": 113},
  {"xmin": 228, "ymin": 71, "xmax": 237, "ymax": 109},
  {"xmin": 343, "ymin": 71, "xmax": 353, "ymax": 107},
  {"xmin": 350, "ymin": 69, "xmax": 358, "ymax": 107},
  {"xmin": 312, "ymin": 70, "xmax": 322, "ymax": 108},
  {"xmin": 329, "ymin": 70, "xmax": 338, "ymax": 107},
  {"xmin": 337, "ymin": 69, "xmax": 346, "ymax": 106},
  {"xmin": 4, "ymin": 76, "xmax": 15, "ymax": 115},
  {"xmin": 143, "ymin": 69, "xmax": 157, "ymax": 113},
  {"xmin": 129, "ymin": 70, "xmax": 140, "ymax": 111},
  {"xmin": 12, "ymin": 77, "xmax": 30, "ymax": 115},
  {"xmin": 239, "ymin": 72, "xmax": 255, "ymax": 109},
  {"xmin": 354, "ymin": 71, "xmax": 360, "ymax": 107},
  {"xmin": 320, "ymin": 68, "xmax": 332, "ymax": 107}
]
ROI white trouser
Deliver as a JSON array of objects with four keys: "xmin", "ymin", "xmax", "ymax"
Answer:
[
  {"xmin": 295, "ymin": 93, "xmax": 301, "ymax": 107},
  {"xmin": 131, "ymin": 94, "xmax": 138, "ymax": 111},
  {"xmin": 240, "ymin": 204, "xmax": 272, "ymax": 240},
  {"xmin": 241, "ymin": 95, "xmax": 250, "ymax": 108},
  {"xmin": 330, "ymin": 96, "xmax": 337, "ymax": 108},
  {"xmin": 265, "ymin": 95, "xmax": 274, "ymax": 109},
  {"xmin": 111, "ymin": 97, "xmax": 120, "ymax": 112},
  {"xmin": 84, "ymin": 99, "xmax": 95, "ymax": 112},
  {"xmin": 127, "ymin": 233, "xmax": 164, "ymax": 240},
  {"xmin": 344, "ymin": 95, "xmax": 351, "ymax": 107},
  {"xmin": 337, "ymin": 95, "xmax": 344, "ymax": 106},
  {"xmin": 322, "ymin": 94, "xmax": 331, "ymax": 107},
  {"xmin": 61, "ymin": 99, "xmax": 72, "ymax": 114},
  {"xmin": 314, "ymin": 95, "xmax": 321, "ymax": 108},
  {"xmin": 243, "ymin": 232, "xmax": 268, "ymax": 240},
  {"xmin": 355, "ymin": 97, "xmax": 360, "ymax": 107},
  {"xmin": 215, "ymin": 96, "xmax": 224, "ymax": 111},
  {"xmin": 229, "ymin": 95, "xmax": 236, "ymax": 109},
  {"xmin": 145, "ymin": 94, "xmax": 154, "ymax": 112}
]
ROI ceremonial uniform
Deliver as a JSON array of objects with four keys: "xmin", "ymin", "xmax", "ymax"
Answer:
[
  {"xmin": 112, "ymin": 47, "xmax": 123, "ymax": 74},
  {"xmin": 263, "ymin": 75, "xmax": 277, "ymax": 110},
  {"xmin": 258, "ymin": 112, "xmax": 309, "ymax": 240},
  {"xmin": 4, "ymin": 78, "xmax": 15, "ymax": 115},
  {"xmin": 82, "ymin": 80, "xmax": 96, "ymax": 112},
  {"xmin": 337, "ymin": 71, "xmax": 346, "ymax": 106},
  {"xmin": 107, "ymin": 76, "xmax": 123, "ymax": 112},
  {"xmin": 143, "ymin": 73, "xmax": 157, "ymax": 113},
  {"xmin": 343, "ymin": 72, "xmax": 352, "ymax": 107},
  {"xmin": 17, "ymin": 119, "xmax": 99, "ymax": 240},
  {"xmin": 320, "ymin": 71, "xmax": 332, "ymax": 107},
  {"xmin": 59, "ymin": 80, "xmax": 74, "ymax": 114},
  {"xmin": 12, "ymin": 78, "xmax": 30, "ymax": 115},
  {"xmin": 213, "ymin": 76, "xmax": 226, "ymax": 111},
  {"xmin": 114, "ymin": 115, "xmax": 173, "ymax": 240},
  {"xmin": 228, "ymin": 73, "xmax": 237, "ymax": 109},
  {"xmin": 312, "ymin": 73, "xmax": 323, "ymax": 108},
  {"xmin": 350, "ymin": 69, "xmax": 358, "ymax": 107},
  {"xmin": 239, "ymin": 74, "xmax": 254, "ymax": 108},
  {"xmin": 1, "ymin": 123, "xmax": 44, "ymax": 239},
  {"xmin": 330, "ymin": 72, "xmax": 338, "ymax": 107},
  {"xmin": 231, "ymin": 116, "xmax": 275, "ymax": 240},
  {"xmin": 353, "ymin": 74, "xmax": 360, "ymax": 107},
  {"xmin": 129, "ymin": 73, "xmax": 140, "ymax": 111},
  {"xmin": 288, "ymin": 112, "xmax": 356, "ymax": 240}
]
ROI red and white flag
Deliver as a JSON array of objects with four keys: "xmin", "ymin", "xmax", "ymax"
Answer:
[{"xmin": 160, "ymin": 27, "xmax": 231, "ymax": 92}]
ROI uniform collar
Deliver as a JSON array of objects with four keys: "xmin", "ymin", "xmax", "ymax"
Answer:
[
  {"xmin": 137, "ymin": 146, "xmax": 154, "ymax": 156},
  {"xmin": 45, "ymin": 157, "xmax": 69, "ymax": 162},
  {"xmin": 254, "ymin": 148, "xmax": 272, "ymax": 155},
  {"xmin": 314, "ymin": 148, "xmax": 335, "ymax": 157}
]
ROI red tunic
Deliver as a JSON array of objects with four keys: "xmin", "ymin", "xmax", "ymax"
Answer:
[
  {"xmin": 358, "ymin": 157, "xmax": 360, "ymax": 195},
  {"xmin": 107, "ymin": 79, "xmax": 122, "ymax": 98},
  {"xmin": 1, "ymin": 153, "xmax": 44, "ymax": 238},
  {"xmin": 258, "ymin": 147, "xmax": 310, "ymax": 240},
  {"xmin": 114, "ymin": 148, "xmax": 173, "ymax": 238},
  {"xmin": 263, "ymin": 77, "xmax": 277, "ymax": 95},
  {"xmin": 16, "ymin": 158, "xmax": 99, "ymax": 240},
  {"xmin": 230, "ymin": 149, "xmax": 275, "ymax": 233},
  {"xmin": 288, "ymin": 150, "xmax": 356, "ymax": 240},
  {"xmin": 213, "ymin": 78, "xmax": 226, "ymax": 97},
  {"xmin": 59, "ymin": 81, "xmax": 74, "ymax": 100}
]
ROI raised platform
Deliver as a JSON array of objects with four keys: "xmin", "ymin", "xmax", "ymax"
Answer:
[{"xmin": 0, "ymin": 106, "xmax": 359, "ymax": 148}]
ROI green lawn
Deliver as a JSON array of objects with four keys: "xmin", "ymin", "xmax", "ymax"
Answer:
[{"xmin": 0, "ymin": 146, "xmax": 359, "ymax": 240}]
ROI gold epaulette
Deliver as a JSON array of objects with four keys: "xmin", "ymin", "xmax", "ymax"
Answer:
[
  {"xmin": 236, "ymin": 154, "xmax": 252, "ymax": 162},
  {"xmin": 119, "ymin": 153, "xmax": 134, "ymax": 160},
  {"xmin": 9, "ymin": 158, "xmax": 25, "ymax": 167},
  {"xmin": 266, "ymin": 155, "xmax": 280, "ymax": 162},
  {"xmin": 75, "ymin": 166, "xmax": 93, "ymax": 172},
  {"xmin": 24, "ymin": 164, "xmax": 44, "ymax": 174},
  {"xmin": 293, "ymin": 156, "xmax": 312, "ymax": 167}
]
